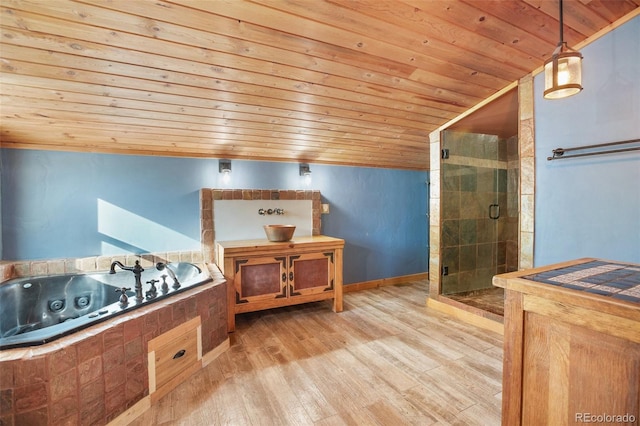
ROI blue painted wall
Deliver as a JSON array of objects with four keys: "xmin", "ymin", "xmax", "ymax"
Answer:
[
  {"xmin": 0, "ymin": 149, "xmax": 428, "ymax": 284},
  {"xmin": 534, "ymin": 16, "xmax": 640, "ymax": 265}
]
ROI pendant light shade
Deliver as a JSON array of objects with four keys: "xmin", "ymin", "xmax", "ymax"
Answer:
[
  {"xmin": 544, "ymin": 47, "xmax": 583, "ymax": 99},
  {"xmin": 543, "ymin": 0, "xmax": 583, "ymax": 100}
]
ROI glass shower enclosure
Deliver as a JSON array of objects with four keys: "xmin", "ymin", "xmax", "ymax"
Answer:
[{"xmin": 440, "ymin": 130, "xmax": 519, "ymax": 314}]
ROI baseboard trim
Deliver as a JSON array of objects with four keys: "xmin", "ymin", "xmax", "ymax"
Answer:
[
  {"xmin": 108, "ymin": 337, "xmax": 230, "ymax": 426},
  {"xmin": 203, "ymin": 337, "xmax": 230, "ymax": 367},
  {"xmin": 107, "ymin": 397, "xmax": 150, "ymax": 426},
  {"xmin": 343, "ymin": 272, "xmax": 428, "ymax": 293}
]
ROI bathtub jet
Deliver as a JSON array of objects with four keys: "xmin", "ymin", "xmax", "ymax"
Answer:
[{"xmin": 0, "ymin": 262, "xmax": 211, "ymax": 350}]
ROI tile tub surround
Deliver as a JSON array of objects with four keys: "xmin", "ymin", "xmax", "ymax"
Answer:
[
  {"xmin": 0, "ymin": 250, "xmax": 204, "ymax": 280},
  {"xmin": 0, "ymin": 263, "xmax": 228, "ymax": 426}
]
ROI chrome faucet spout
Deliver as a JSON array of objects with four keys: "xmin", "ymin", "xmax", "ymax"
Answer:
[
  {"xmin": 110, "ymin": 260, "xmax": 145, "ymax": 301},
  {"xmin": 109, "ymin": 260, "xmax": 127, "ymax": 274}
]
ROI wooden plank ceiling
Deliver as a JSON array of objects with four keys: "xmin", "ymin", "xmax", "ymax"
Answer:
[{"xmin": 1, "ymin": 0, "xmax": 638, "ymax": 170}]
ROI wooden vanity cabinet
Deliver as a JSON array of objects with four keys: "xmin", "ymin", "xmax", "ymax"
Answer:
[
  {"xmin": 493, "ymin": 258, "xmax": 640, "ymax": 426},
  {"xmin": 216, "ymin": 236, "xmax": 345, "ymax": 331}
]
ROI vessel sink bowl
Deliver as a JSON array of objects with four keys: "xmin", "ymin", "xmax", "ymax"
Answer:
[{"xmin": 263, "ymin": 225, "xmax": 296, "ymax": 242}]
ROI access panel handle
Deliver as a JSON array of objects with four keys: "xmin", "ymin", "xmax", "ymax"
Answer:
[{"xmin": 489, "ymin": 204, "xmax": 500, "ymax": 220}]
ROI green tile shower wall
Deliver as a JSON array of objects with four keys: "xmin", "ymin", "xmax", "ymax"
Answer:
[
  {"xmin": 441, "ymin": 132, "xmax": 519, "ymax": 295},
  {"xmin": 0, "ymin": 151, "xmax": 428, "ymax": 284}
]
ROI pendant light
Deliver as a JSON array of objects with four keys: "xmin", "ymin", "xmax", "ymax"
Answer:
[{"xmin": 543, "ymin": 0, "xmax": 583, "ymax": 99}]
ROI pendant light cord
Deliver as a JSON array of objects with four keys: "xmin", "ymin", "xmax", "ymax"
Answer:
[{"xmin": 558, "ymin": 0, "xmax": 564, "ymax": 45}]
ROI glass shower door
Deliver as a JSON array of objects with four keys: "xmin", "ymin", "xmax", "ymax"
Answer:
[{"xmin": 440, "ymin": 130, "xmax": 506, "ymax": 296}]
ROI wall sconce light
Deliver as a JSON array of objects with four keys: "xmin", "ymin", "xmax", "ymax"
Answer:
[
  {"xmin": 543, "ymin": 0, "xmax": 583, "ymax": 100},
  {"xmin": 299, "ymin": 163, "xmax": 312, "ymax": 186},
  {"xmin": 219, "ymin": 159, "xmax": 231, "ymax": 184}
]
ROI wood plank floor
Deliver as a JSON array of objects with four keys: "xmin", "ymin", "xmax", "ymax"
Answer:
[{"xmin": 129, "ymin": 280, "xmax": 503, "ymax": 425}]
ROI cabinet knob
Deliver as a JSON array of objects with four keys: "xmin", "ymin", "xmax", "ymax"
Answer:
[
  {"xmin": 173, "ymin": 349, "xmax": 186, "ymax": 359},
  {"xmin": 282, "ymin": 273, "xmax": 287, "ymax": 282},
  {"xmin": 289, "ymin": 272, "xmax": 294, "ymax": 281}
]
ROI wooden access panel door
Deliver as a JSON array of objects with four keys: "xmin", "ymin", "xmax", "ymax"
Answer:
[
  {"xmin": 290, "ymin": 252, "xmax": 334, "ymax": 296},
  {"xmin": 521, "ymin": 311, "xmax": 640, "ymax": 425},
  {"xmin": 148, "ymin": 316, "xmax": 202, "ymax": 403},
  {"xmin": 235, "ymin": 256, "xmax": 286, "ymax": 303}
]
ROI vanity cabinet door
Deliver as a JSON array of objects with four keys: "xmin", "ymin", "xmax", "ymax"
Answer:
[
  {"xmin": 235, "ymin": 256, "xmax": 287, "ymax": 304},
  {"xmin": 289, "ymin": 251, "xmax": 334, "ymax": 296}
]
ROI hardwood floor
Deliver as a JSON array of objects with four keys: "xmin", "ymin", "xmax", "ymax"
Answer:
[{"xmin": 129, "ymin": 280, "xmax": 503, "ymax": 425}]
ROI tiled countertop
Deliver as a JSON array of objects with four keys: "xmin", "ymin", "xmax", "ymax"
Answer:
[{"xmin": 522, "ymin": 259, "xmax": 640, "ymax": 304}]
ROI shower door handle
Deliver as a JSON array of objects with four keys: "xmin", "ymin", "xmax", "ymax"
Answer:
[{"xmin": 489, "ymin": 204, "xmax": 500, "ymax": 220}]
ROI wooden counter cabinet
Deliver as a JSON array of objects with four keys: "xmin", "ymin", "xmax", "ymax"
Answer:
[
  {"xmin": 216, "ymin": 236, "xmax": 345, "ymax": 331},
  {"xmin": 493, "ymin": 258, "xmax": 640, "ymax": 426}
]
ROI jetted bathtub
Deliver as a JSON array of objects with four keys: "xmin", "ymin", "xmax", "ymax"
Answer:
[{"xmin": 0, "ymin": 262, "xmax": 211, "ymax": 350}]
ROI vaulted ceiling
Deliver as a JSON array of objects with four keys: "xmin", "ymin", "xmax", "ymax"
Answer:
[{"xmin": 1, "ymin": 0, "xmax": 638, "ymax": 170}]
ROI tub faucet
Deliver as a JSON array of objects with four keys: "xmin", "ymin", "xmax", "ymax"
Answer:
[
  {"xmin": 156, "ymin": 262, "xmax": 180, "ymax": 289},
  {"xmin": 110, "ymin": 260, "xmax": 145, "ymax": 301},
  {"xmin": 145, "ymin": 279, "xmax": 159, "ymax": 300}
]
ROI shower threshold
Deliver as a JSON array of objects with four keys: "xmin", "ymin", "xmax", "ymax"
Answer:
[{"xmin": 445, "ymin": 287, "xmax": 505, "ymax": 317}]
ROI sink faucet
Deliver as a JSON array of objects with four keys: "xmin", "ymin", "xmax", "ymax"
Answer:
[
  {"xmin": 156, "ymin": 262, "xmax": 180, "ymax": 289},
  {"xmin": 110, "ymin": 260, "xmax": 145, "ymax": 301}
]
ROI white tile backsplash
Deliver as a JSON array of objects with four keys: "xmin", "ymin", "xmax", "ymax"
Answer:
[{"xmin": 214, "ymin": 200, "xmax": 313, "ymax": 242}]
